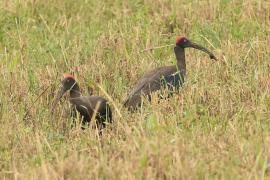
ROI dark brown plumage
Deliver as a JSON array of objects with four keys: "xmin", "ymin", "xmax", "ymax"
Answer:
[
  {"xmin": 124, "ymin": 35, "xmax": 217, "ymax": 110},
  {"xmin": 51, "ymin": 74, "xmax": 112, "ymax": 129}
]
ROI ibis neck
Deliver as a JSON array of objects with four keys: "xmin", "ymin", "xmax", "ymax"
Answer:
[
  {"xmin": 70, "ymin": 83, "xmax": 81, "ymax": 98},
  {"xmin": 174, "ymin": 46, "xmax": 186, "ymax": 76}
]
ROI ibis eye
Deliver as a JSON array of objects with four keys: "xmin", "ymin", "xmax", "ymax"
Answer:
[{"xmin": 183, "ymin": 39, "xmax": 187, "ymax": 43}]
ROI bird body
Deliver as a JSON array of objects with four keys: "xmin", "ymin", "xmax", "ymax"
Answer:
[
  {"xmin": 124, "ymin": 65, "xmax": 184, "ymax": 109},
  {"xmin": 51, "ymin": 74, "xmax": 112, "ymax": 129},
  {"xmin": 124, "ymin": 35, "xmax": 217, "ymax": 110},
  {"xmin": 69, "ymin": 95, "xmax": 112, "ymax": 128}
]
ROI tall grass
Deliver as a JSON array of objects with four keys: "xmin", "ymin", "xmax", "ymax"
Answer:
[{"xmin": 0, "ymin": 0, "xmax": 269, "ymax": 179}]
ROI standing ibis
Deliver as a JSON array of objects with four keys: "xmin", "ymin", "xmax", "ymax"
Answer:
[
  {"xmin": 51, "ymin": 73, "xmax": 112, "ymax": 129},
  {"xmin": 124, "ymin": 35, "xmax": 217, "ymax": 110}
]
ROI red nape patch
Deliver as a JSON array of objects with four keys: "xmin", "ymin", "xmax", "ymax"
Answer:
[
  {"xmin": 175, "ymin": 35, "xmax": 185, "ymax": 44},
  {"xmin": 64, "ymin": 73, "xmax": 75, "ymax": 79}
]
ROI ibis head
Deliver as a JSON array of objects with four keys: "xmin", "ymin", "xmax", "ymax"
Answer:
[
  {"xmin": 51, "ymin": 73, "xmax": 79, "ymax": 112},
  {"xmin": 175, "ymin": 35, "xmax": 217, "ymax": 61}
]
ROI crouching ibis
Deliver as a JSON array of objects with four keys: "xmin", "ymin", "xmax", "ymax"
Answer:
[
  {"xmin": 124, "ymin": 35, "xmax": 217, "ymax": 110},
  {"xmin": 51, "ymin": 73, "xmax": 112, "ymax": 129}
]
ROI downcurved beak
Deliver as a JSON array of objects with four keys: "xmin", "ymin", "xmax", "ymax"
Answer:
[
  {"xmin": 51, "ymin": 86, "xmax": 66, "ymax": 113},
  {"xmin": 187, "ymin": 41, "xmax": 217, "ymax": 61}
]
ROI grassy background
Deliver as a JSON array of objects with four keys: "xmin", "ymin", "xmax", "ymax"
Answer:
[{"xmin": 0, "ymin": 0, "xmax": 269, "ymax": 179}]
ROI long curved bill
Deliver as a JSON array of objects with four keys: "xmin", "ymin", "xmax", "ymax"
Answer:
[
  {"xmin": 51, "ymin": 86, "xmax": 66, "ymax": 113},
  {"xmin": 188, "ymin": 41, "xmax": 217, "ymax": 61}
]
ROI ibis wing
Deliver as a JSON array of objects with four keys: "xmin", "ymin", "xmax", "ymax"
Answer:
[
  {"xmin": 70, "ymin": 96, "xmax": 112, "ymax": 126},
  {"xmin": 85, "ymin": 96, "xmax": 112, "ymax": 125},
  {"xmin": 70, "ymin": 97, "xmax": 92, "ymax": 122},
  {"xmin": 124, "ymin": 66, "xmax": 177, "ymax": 109}
]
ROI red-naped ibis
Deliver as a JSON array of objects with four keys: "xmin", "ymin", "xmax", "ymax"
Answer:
[
  {"xmin": 51, "ymin": 73, "xmax": 112, "ymax": 129},
  {"xmin": 124, "ymin": 35, "xmax": 217, "ymax": 110}
]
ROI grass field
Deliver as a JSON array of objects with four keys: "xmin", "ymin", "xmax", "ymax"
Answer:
[{"xmin": 0, "ymin": 0, "xmax": 269, "ymax": 179}]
